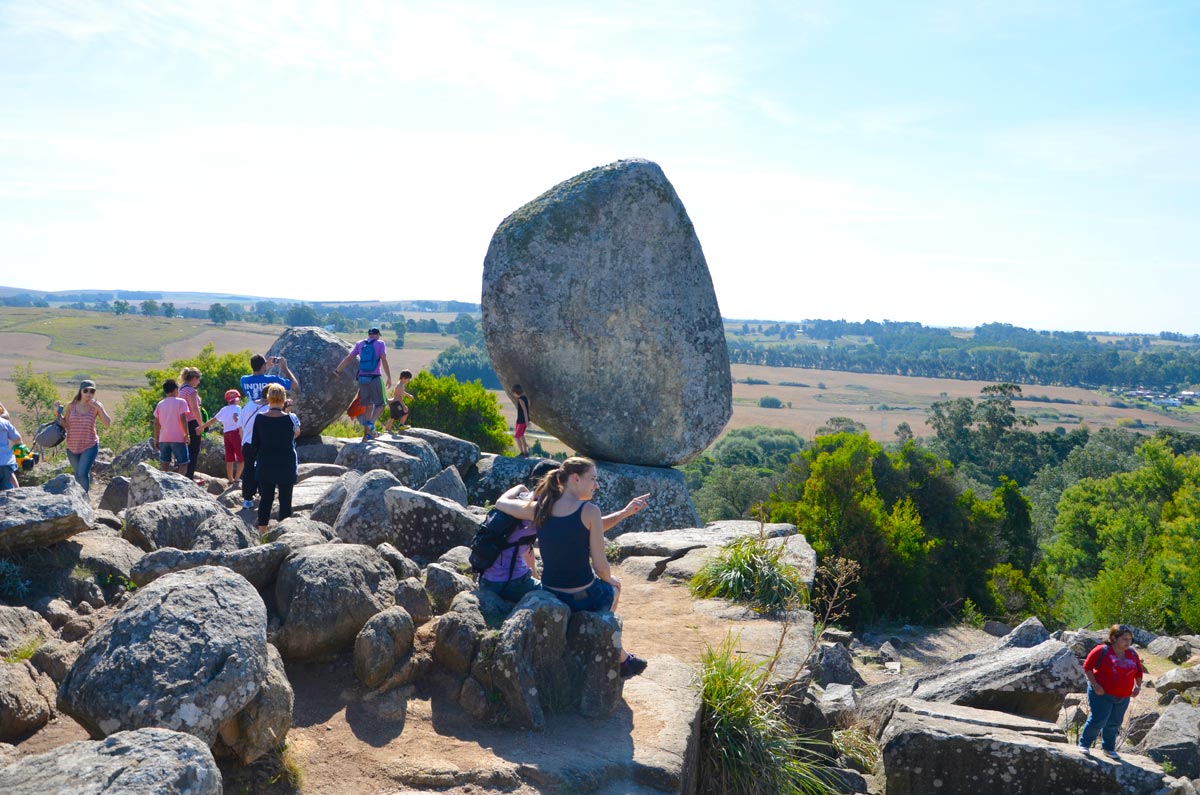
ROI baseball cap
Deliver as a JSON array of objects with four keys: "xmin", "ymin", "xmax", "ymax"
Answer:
[
  {"xmin": 224, "ymin": 389, "xmax": 241, "ymax": 403},
  {"xmin": 368, "ymin": 327, "xmax": 381, "ymax": 336}
]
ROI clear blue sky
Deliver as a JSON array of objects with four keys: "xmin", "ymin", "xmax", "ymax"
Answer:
[{"xmin": 2, "ymin": 1, "xmax": 1197, "ymax": 332}]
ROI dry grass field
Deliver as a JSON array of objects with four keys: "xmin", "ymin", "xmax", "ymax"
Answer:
[{"xmin": 3, "ymin": 308, "xmax": 1197, "ymax": 450}]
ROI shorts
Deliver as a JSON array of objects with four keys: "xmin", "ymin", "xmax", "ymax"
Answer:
[
  {"xmin": 158, "ymin": 441, "xmax": 189, "ymax": 466},
  {"xmin": 223, "ymin": 430, "xmax": 244, "ymax": 462},
  {"xmin": 543, "ymin": 578, "xmax": 615, "ymax": 613},
  {"xmin": 357, "ymin": 375, "xmax": 385, "ymax": 407},
  {"xmin": 479, "ymin": 572, "xmax": 541, "ymax": 601},
  {"xmin": 514, "ymin": 422, "xmax": 527, "ymax": 439},
  {"xmin": 0, "ymin": 463, "xmax": 16, "ymax": 491},
  {"xmin": 388, "ymin": 400, "xmax": 408, "ymax": 418}
]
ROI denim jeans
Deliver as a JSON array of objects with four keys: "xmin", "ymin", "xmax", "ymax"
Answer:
[
  {"xmin": 67, "ymin": 443, "xmax": 100, "ymax": 493},
  {"xmin": 1080, "ymin": 686, "xmax": 1130, "ymax": 752}
]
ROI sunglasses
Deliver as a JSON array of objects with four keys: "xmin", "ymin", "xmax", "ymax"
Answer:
[{"xmin": 83, "ymin": 388, "xmax": 96, "ymax": 394}]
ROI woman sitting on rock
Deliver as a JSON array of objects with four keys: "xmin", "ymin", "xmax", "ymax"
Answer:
[
  {"xmin": 253, "ymin": 384, "xmax": 300, "ymax": 534},
  {"xmin": 1078, "ymin": 623, "xmax": 1144, "ymax": 759},
  {"xmin": 496, "ymin": 456, "xmax": 650, "ymax": 678}
]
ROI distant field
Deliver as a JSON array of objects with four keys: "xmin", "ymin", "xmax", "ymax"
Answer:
[{"xmin": 3, "ymin": 307, "xmax": 1198, "ymax": 450}]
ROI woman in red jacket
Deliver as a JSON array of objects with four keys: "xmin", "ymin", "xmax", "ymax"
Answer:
[{"xmin": 1078, "ymin": 624, "xmax": 1143, "ymax": 758}]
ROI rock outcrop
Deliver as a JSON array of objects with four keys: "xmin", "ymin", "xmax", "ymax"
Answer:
[
  {"xmin": 265, "ymin": 327, "xmax": 355, "ymax": 438},
  {"xmin": 126, "ymin": 462, "xmax": 209, "ymax": 509},
  {"xmin": 383, "ymin": 487, "xmax": 481, "ymax": 560},
  {"xmin": 335, "ymin": 439, "xmax": 439, "ymax": 486},
  {"xmin": 331, "ymin": 469, "xmax": 403, "ymax": 546},
  {"xmin": 0, "ymin": 660, "xmax": 56, "ymax": 741},
  {"xmin": 419, "ymin": 465, "xmax": 469, "ymax": 506},
  {"xmin": 399, "ymin": 428, "xmax": 480, "ymax": 475},
  {"xmin": 121, "ymin": 499, "xmax": 227, "ymax": 551},
  {"xmin": 481, "ymin": 158, "xmax": 731, "ymax": 467},
  {"xmin": 0, "ymin": 474, "xmax": 94, "ymax": 553},
  {"xmin": 1138, "ymin": 701, "xmax": 1200, "ymax": 778}
]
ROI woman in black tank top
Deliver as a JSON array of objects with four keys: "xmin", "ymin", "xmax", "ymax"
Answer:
[{"xmin": 495, "ymin": 456, "xmax": 652, "ymax": 679}]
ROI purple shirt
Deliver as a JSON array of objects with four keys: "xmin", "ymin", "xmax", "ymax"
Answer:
[
  {"xmin": 350, "ymin": 339, "xmax": 386, "ymax": 376},
  {"xmin": 481, "ymin": 521, "xmax": 537, "ymax": 582}
]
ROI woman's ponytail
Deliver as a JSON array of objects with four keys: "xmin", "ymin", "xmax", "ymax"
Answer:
[{"xmin": 532, "ymin": 456, "xmax": 594, "ymax": 528}]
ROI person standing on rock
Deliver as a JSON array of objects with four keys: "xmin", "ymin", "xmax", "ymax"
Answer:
[
  {"xmin": 495, "ymin": 456, "xmax": 651, "ymax": 678},
  {"xmin": 202, "ymin": 389, "xmax": 244, "ymax": 483},
  {"xmin": 333, "ymin": 327, "xmax": 391, "ymax": 442},
  {"xmin": 511, "ymin": 384, "xmax": 530, "ymax": 456},
  {"xmin": 54, "ymin": 379, "xmax": 112, "ymax": 493},
  {"xmin": 253, "ymin": 384, "xmax": 300, "ymax": 534},
  {"xmin": 1079, "ymin": 623, "xmax": 1144, "ymax": 759},
  {"xmin": 0, "ymin": 401, "xmax": 22, "ymax": 491},
  {"xmin": 152, "ymin": 379, "xmax": 192, "ymax": 475},
  {"xmin": 382, "ymin": 369, "xmax": 414, "ymax": 434},
  {"xmin": 239, "ymin": 353, "xmax": 298, "ymax": 510},
  {"xmin": 178, "ymin": 367, "xmax": 205, "ymax": 482}
]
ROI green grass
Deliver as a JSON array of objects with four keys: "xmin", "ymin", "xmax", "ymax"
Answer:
[
  {"xmin": 698, "ymin": 634, "xmax": 835, "ymax": 795},
  {"xmin": 690, "ymin": 536, "xmax": 809, "ymax": 613},
  {"xmin": 3, "ymin": 309, "xmax": 199, "ymax": 361},
  {"xmin": 3, "ymin": 636, "xmax": 44, "ymax": 663},
  {"xmin": 832, "ymin": 725, "xmax": 880, "ymax": 773}
]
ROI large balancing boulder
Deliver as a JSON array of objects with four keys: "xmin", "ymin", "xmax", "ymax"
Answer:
[
  {"xmin": 482, "ymin": 158, "xmax": 731, "ymax": 467},
  {"xmin": 58, "ymin": 566, "xmax": 270, "ymax": 749},
  {"xmin": 264, "ymin": 326, "xmax": 355, "ymax": 439},
  {"xmin": 0, "ymin": 474, "xmax": 94, "ymax": 553}
]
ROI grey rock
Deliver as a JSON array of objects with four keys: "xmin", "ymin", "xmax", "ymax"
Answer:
[
  {"xmin": 56, "ymin": 530, "xmax": 144, "ymax": 583},
  {"xmin": 331, "ymin": 469, "xmax": 403, "ymax": 546},
  {"xmin": 90, "ymin": 509, "xmax": 123, "ymax": 531},
  {"xmin": 191, "ymin": 511, "xmax": 257, "ymax": 552},
  {"xmin": 0, "ymin": 606, "xmax": 53, "ymax": 658},
  {"xmin": 436, "ymin": 545, "xmax": 473, "ymax": 573},
  {"xmin": 1061, "ymin": 630, "xmax": 1108, "ymax": 660},
  {"xmin": 110, "ymin": 440, "xmax": 158, "ymax": 477},
  {"xmin": 1157, "ymin": 667, "xmax": 1200, "ymax": 694},
  {"xmin": 1150, "ymin": 636, "xmax": 1195, "ymax": 664},
  {"xmin": 997, "ymin": 615, "xmax": 1051, "ymax": 649},
  {"xmin": 273, "ymin": 544, "xmax": 396, "ymax": 661},
  {"xmin": 464, "ymin": 453, "xmax": 545, "ymax": 505},
  {"xmin": 335, "ymin": 439, "xmax": 438, "ymax": 486},
  {"xmin": 419, "ymin": 465, "xmax": 469, "ymax": 506},
  {"xmin": 1138, "ymin": 701, "xmax": 1200, "ymax": 778},
  {"xmin": 879, "ymin": 641, "xmax": 901, "ymax": 664},
  {"xmin": 1131, "ymin": 626, "xmax": 1160, "ymax": 647},
  {"xmin": 1126, "ymin": 710, "xmax": 1162, "ymax": 746},
  {"xmin": 288, "ymin": 475, "xmax": 343, "ymax": 512},
  {"xmin": 881, "ymin": 705, "xmax": 1163, "ymax": 795},
  {"xmin": 821, "ymin": 627, "xmax": 854, "ymax": 646},
  {"xmin": 58, "ymin": 566, "xmax": 269, "ymax": 748},
  {"xmin": 265, "ymin": 327, "xmax": 355, "ymax": 439},
  {"xmin": 309, "ymin": 469, "xmax": 362, "ymax": 525},
  {"xmin": 398, "ymin": 428, "xmax": 480, "ymax": 475},
  {"xmin": 0, "ymin": 727, "xmax": 222, "ymax": 795},
  {"xmin": 59, "ymin": 612, "xmax": 104, "ymax": 643},
  {"xmin": 294, "ymin": 435, "xmax": 346, "ymax": 465},
  {"xmin": 424, "ymin": 563, "xmax": 475, "ymax": 616},
  {"xmin": 434, "ymin": 591, "xmax": 486, "ymax": 677},
  {"xmin": 297, "ymin": 462, "xmax": 348, "ymax": 481},
  {"xmin": 1181, "ymin": 634, "xmax": 1200, "ymax": 650},
  {"xmin": 99, "ymin": 476, "xmax": 130, "ymax": 513},
  {"xmin": 221, "ymin": 643, "xmax": 293, "ymax": 765},
  {"xmin": 612, "ymin": 520, "xmax": 798, "ymax": 559},
  {"xmin": 383, "ymin": 486, "xmax": 481, "ymax": 561},
  {"xmin": 354, "ymin": 606, "xmax": 416, "ymax": 689},
  {"xmin": 0, "ymin": 741, "xmax": 19, "ymax": 766},
  {"xmin": 130, "ymin": 543, "xmax": 291, "ymax": 590},
  {"xmin": 377, "ymin": 543, "xmax": 422, "ymax": 580},
  {"xmin": 266, "ymin": 515, "xmax": 335, "ymax": 542},
  {"xmin": 191, "ymin": 436, "xmax": 228, "ymax": 480},
  {"xmin": 481, "ymin": 158, "xmax": 730, "ymax": 467},
  {"xmin": 0, "ymin": 474, "xmax": 94, "ymax": 553},
  {"xmin": 122, "ymin": 498, "xmax": 226, "ymax": 551},
  {"xmin": 1056, "ymin": 693, "xmax": 1088, "ymax": 734},
  {"xmin": 884, "ymin": 698, "xmax": 1066, "ymax": 743},
  {"xmin": 567, "ymin": 610, "xmax": 625, "ymax": 718},
  {"xmin": 811, "ymin": 641, "xmax": 867, "ymax": 688},
  {"xmin": 126, "ymin": 462, "xmax": 209, "ymax": 509},
  {"xmin": 0, "ymin": 660, "xmax": 55, "ymax": 741},
  {"xmin": 818, "ymin": 683, "xmax": 858, "ymax": 727},
  {"xmin": 589, "ymin": 460, "xmax": 700, "ymax": 535},
  {"xmin": 860, "ymin": 640, "xmax": 1086, "ymax": 722},
  {"xmin": 394, "ymin": 577, "xmax": 433, "ymax": 626},
  {"xmin": 29, "ymin": 638, "xmax": 80, "ymax": 685},
  {"xmin": 203, "ymin": 476, "xmax": 229, "ymax": 496}
]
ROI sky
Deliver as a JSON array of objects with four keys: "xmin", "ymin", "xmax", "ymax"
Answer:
[{"xmin": 1, "ymin": 1, "xmax": 1198, "ymax": 333}]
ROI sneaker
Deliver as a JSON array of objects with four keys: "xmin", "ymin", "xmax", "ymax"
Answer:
[
  {"xmin": 1103, "ymin": 750, "xmax": 1120, "ymax": 760},
  {"xmin": 243, "ymin": 499, "xmax": 253, "ymax": 510},
  {"xmin": 1079, "ymin": 746, "xmax": 1091, "ymax": 755},
  {"xmin": 620, "ymin": 653, "xmax": 648, "ymax": 679}
]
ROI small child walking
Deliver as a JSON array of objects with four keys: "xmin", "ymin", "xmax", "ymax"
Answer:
[
  {"xmin": 512, "ymin": 384, "xmax": 530, "ymax": 456},
  {"xmin": 383, "ymin": 370, "xmax": 415, "ymax": 434},
  {"xmin": 202, "ymin": 389, "xmax": 245, "ymax": 483}
]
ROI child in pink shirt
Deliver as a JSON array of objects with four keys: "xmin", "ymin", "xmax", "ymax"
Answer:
[{"xmin": 152, "ymin": 379, "xmax": 192, "ymax": 474}]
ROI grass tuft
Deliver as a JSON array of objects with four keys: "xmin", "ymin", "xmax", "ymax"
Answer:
[
  {"xmin": 833, "ymin": 725, "xmax": 880, "ymax": 773},
  {"xmin": 3, "ymin": 636, "xmax": 45, "ymax": 663},
  {"xmin": 690, "ymin": 535, "xmax": 808, "ymax": 613},
  {"xmin": 698, "ymin": 633, "xmax": 835, "ymax": 795}
]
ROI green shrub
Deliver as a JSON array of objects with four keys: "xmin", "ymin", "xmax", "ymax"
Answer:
[
  {"xmin": 698, "ymin": 634, "xmax": 835, "ymax": 795},
  {"xmin": 0, "ymin": 559, "xmax": 32, "ymax": 601},
  {"xmin": 758, "ymin": 395, "xmax": 784, "ymax": 409},
  {"xmin": 960, "ymin": 597, "xmax": 985, "ymax": 628},
  {"xmin": 407, "ymin": 372, "xmax": 512, "ymax": 453},
  {"xmin": 690, "ymin": 536, "xmax": 808, "ymax": 613}
]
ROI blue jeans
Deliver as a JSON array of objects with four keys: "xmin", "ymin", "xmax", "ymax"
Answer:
[
  {"xmin": 543, "ymin": 578, "xmax": 615, "ymax": 612},
  {"xmin": 1080, "ymin": 686, "xmax": 1130, "ymax": 752},
  {"xmin": 480, "ymin": 572, "xmax": 541, "ymax": 601},
  {"xmin": 67, "ymin": 443, "xmax": 100, "ymax": 493}
]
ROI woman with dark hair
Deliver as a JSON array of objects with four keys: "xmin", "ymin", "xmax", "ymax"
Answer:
[
  {"xmin": 496, "ymin": 456, "xmax": 651, "ymax": 678},
  {"xmin": 253, "ymin": 384, "xmax": 300, "ymax": 534},
  {"xmin": 1079, "ymin": 623, "xmax": 1144, "ymax": 758},
  {"xmin": 54, "ymin": 379, "xmax": 112, "ymax": 493}
]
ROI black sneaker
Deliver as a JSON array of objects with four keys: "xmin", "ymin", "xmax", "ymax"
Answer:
[{"xmin": 620, "ymin": 653, "xmax": 647, "ymax": 679}]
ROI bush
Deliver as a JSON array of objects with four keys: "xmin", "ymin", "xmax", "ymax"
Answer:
[
  {"xmin": 698, "ymin": 633, "xmax": 835, "ymax": 795},
  {"xmin": 690, "ymin": 536, "xmax": 808, "ymax": 613},
  {"xmin": 758, "ymin": 396, "xmax": 784, "ymax": 409},
  {"xmin": 407, "ymin": 372, "xmax": 512, "ymax": 453},
  {"xmin": 430, "ymin": 344, "xmax": 500, "ymax": 389}
]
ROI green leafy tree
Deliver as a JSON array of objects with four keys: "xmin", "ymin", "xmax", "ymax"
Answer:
[
  {"xmin": 430, "ymin": 345, "xmax": 500, "ymax": 389},
  {"xmin": 392, "ymin": 320, "xmax": 406, "ymax": 349},
  {"xmin": 407, "ymin": 372, "xmax": 511, "ymax": 453},
  {"xmin": 160, "ymin": 301, "xmax": 176, "ymax": 318},
  {"xmin": 9, "ymin": 363, "xmax": 60, "ymax": 435},
  {"xmin": 692, "ymin": 465, "xmax": 779, "ymax": 522},
  {"xmin": 112, "ymin": 300, "xmax": 131, "ymax": 315},
  {"xmin": 140, "ymin": 299, "xmax": 160, "ymax": 316},
  {"xmin": 208, "ymin": 303, "xmax": 232, "ymax": 325},
  {"xmin": 285, "ymin": 303, "xmax": 321, "ymax": 326}
]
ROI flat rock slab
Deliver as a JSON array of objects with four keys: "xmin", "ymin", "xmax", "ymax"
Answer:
[
  {"xmin": 614, "ymin": 521, "xmax": 799, "ymax": 558},
  {"xmin": 0, "ymin": 475, "xmax": 94, "ymax": 553},
  {"xmin": 289, "ymin": 475, "xmax": 343, "ymax": 512},
  {"xmin": 885, "ymin": 698, "xmax": 1066, "ymax": 743}
]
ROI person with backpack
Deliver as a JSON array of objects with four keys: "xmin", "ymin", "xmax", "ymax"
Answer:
[
  {"xmin": 0, "ymin": 401, "xmax": 22, "ymax": 491},
  {"xmin": 1078, "ymin": 623, "xmax": 1144, "ymax": 759},
  {"xmin": 333, "ymin": 327, "xmax": 391, "ymax": 442},
  {"xmin": 54, "ymin": 379, "xmax": 112, "ymax": 493}
]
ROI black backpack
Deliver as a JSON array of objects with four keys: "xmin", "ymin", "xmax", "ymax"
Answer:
[{"xmin": 468, "ymin": 508, "xmax": 536, "ymax": 576}]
